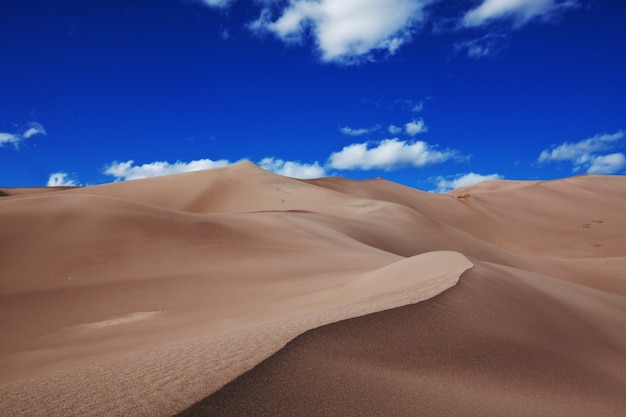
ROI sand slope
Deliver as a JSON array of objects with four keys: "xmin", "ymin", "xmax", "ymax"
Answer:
[
  {"xmin": 181, "ymin": 261, "xmax": 626, "ymax": 417},
  {"xmin": 1, "ymin": 164, "xmax": 625, "ymax": 416},
  {"xmin": 0, "ymin": 186, "xmax": 78, "ymax": 197}
]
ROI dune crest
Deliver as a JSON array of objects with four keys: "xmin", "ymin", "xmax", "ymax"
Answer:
[{"xmin": 1, "ymin": 165, "xmax": 625, "ymax": 416}]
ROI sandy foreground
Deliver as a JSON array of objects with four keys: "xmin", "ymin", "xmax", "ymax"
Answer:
[{"xmin": 1, "ymin": 162, "xmax": 625, "ymax": 416}]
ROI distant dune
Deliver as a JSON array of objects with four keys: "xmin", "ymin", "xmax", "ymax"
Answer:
[
  {"xmin": 1, "ymin": 163, "xmax": 625, "ymax": 416},
  {"xmin": 0, "ymin": 186, "xmax": 79, "ymax": 197}
]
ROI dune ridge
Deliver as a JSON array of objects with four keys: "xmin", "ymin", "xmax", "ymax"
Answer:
[
  {"xmin": 181, "ymin": 261, "xmax": 626, "ymax": 417},
  {"xmin": 1, "ymin": 163, "xmax": 625, "ymax": 416}
]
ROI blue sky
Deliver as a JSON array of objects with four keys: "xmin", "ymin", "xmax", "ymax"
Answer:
[{"xmin": 1, "ymin": 0, "xmax": 625, "ymax": 192}]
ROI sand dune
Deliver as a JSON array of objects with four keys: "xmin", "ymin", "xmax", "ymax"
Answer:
[
  {"xmin": 181, "ymin": 261, "xmax": 626, "ymax": 417},
  {"xmin": 1, "ymin": 163, "xmax": 624, "ymax": 416},
  {"xmin": 0, "ymin": 186, "xmax": 78, "ymax": 197}
]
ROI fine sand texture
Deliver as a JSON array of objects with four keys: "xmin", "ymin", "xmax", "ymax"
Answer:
[{"xmin": 1, "ymin": 162, "xmax": 625, "ymax": 416}]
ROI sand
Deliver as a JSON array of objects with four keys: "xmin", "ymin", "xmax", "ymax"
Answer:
[{"xmin": 1, "ymin": 162, "xmax": 624, "ymax": 416}]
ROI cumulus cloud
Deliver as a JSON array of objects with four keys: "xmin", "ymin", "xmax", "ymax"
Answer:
[
  {"xmin": 463, "ymin": 0, "xmax": 578, "ymax": 28},
  {"xmin": 252, "ymin": 0, "xmax": 431, "ymax": 62},
  {"xmin": 103, "ymin": 158, "xmax": 232, "ymax": 181},
  {"xmin": 538, "ymin": 130, "xmax": 625, "ymax": 174},
  {"xmin": 47, "ymin": 172, "xmax": 78, "ymax": 187},
  {"xmin": 328, "ymin": 138, "xmax": 461, "ymax": 170},
  {"xmin": 387, "ymin": 119, "xmax": 428, "ymax": 136},
  {"xmin": 431, "ymin": 172, "xmax": 503, "ymax": 193},
  {"xmin": 405, "ymin": 119, "xmax": 428, "ymax": 136},
  {"xmin": 0, "ymin": 122, "xmax": 46, "ymax": 149},
  {"xmin": 197, "ymin": 0, "xmax": 580, "ymax": 62},
  {"xmin": 340, "ymin": 125, "xmax": 380, "ymax": 136},
  {"xmin": 259, "ymin": 157, "xmax": 326, "ymax": 178},
  {"xmin": 103, "ymin": 157, "xmax": 326, "ymax": 181}
]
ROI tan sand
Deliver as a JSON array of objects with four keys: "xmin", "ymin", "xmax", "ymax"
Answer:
[
  {"xmin": 0, "ymin": 186, "xmax": 78, "ymax": 196},
  {"xmin": 1, "ymin": 163, "xmax": 625, "ymax": 416},
  {"xmin": 181, "ymin": 261, "xmax": 626, "ymax": 417}
]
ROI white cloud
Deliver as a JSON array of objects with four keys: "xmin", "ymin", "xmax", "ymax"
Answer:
[
  {"xmin": 340, "ymin": 125, "xmax": 380, "ymax": 136},
  {"xmin": 0, "ymin": 132, "xmax": 21, "ymax": 148},
  {"xmin": 538, "ymin": 131, "xmax": 623, "ymax": 162},
  {"xmin": 388, "ymin": 119, "xmax": 428, "ymax": 136},
  {"xmin": 200, "ymin": 0, "xmax": 233, "ymax": 8},
  {"xmin": 259, "ymin": 157, "xmax": 326, "ymax": 178},
  {"xmin": 328, "ymin": 138, "xmax": 460, "ymax": 170},
  {"xmin": 405, "ymin": 119, "xmax": 428, "ymax": 136},
  {"xmin": 538, "ymin": 130, "xmax": 625, "ymax": 174},
  {"xmin": 0, "ymin": 122, "xmax": 46, "ymax": 149},
  {"xmin": 197, "ymin": 0, "xmax": 580, "ymax": 62},
  {"xmin": 412, "ymin": 101, "xmax": 425, "ymax": 113},
  {"xmin": 395, "ymin": 97, "xmax": 429, "ymax": 112},
  {"xmin": 103, "ymin": 158, "xmax": 232, "ymax": 181},
  {"xmin": 455, "ymin": 33, "xmax": 508, "ymax": 59},
  {"xmin": 432, "ymin": 172, "xmax": 503, "ymax": 193},
  {"xmin": 22, "ymin": 122, "xmax": 47, "ymax": 139},
  {"xmin": 587, "ymin": 153, "xmax": 626, "ymax": 175},
  {"xmin": 248, "ymin": 8, "xmax": 273, "ymax": 34},
  {"xmin": 253, "ymin": 0, "xmax": 431, "ymax": 62},
  {"xmin": 103, "ymin": 157, "xmax": 326, "ymax": 181},
  {"xmin": 47, "ymin": 172, "xmax": 78, "ymax": 187},
  {"xmin": 388, "ymin": 125, "xmax": 403, "ymax": 135},
  {"xmin": 463, "ymin": 0, "xmax": 578, "ymax": 28}
]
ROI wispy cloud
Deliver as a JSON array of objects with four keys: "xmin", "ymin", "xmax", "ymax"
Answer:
[
  {"xmin": 431, "ymin": 172, "xmax": 503, "ymax": 193},
  {"xmin": 199, "ymin": 0, "xmax": 233, "ymax": 9},
  {"xmin": 47, "ymin": 172, "xmax": 78, "ymax": 187},
  {"xmin": 411, "ymin": 99, "xmax": 427, "ymax": 113},
  {"xmin": 23, "ymin": 122, "xmax": 47, "ymax": 139},
  {"xmin": 0, "ymin": 133, "xmax": 21, "ymax": 148},
  {"xmin": 538, "ymin": 130, "xmax": 625, "ymax": 174},
  {"xmin": 250, "ymin": 0, "xmax": 431, "ymax": 63},
  {"xmin": 463, "ymin": 0, "xmax": 579, "ymax": 28},
  {"xmin": 0, "ymin": 122, "xmax": 47, "ymax": 149},
  {"xmin": 259, "ymin": 157, "xmax": 326, "ymax": 178},
  {"xmin": 587, "ymin": 153, "xmax": 626, "ymax": 175},
  {"xmin": 394, "ymin": 98, "xmax": 429, "ymax": 112},
  {"xmin": 340, "ymin": 125, "xmax": 381, "ymax": 136},
  {"xmin": 328, "ymin": 138, "xmax": 462, "ymax": 170},
  {"xmin": 454, "ymin": 32, "xmax": 508, "ymax": 59}
]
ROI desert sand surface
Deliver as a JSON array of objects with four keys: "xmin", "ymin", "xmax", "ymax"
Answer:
[
  {"xmin": 1, "ymin": 162, "xmax": 625, "ymax": 416},
  {"xmin": 0, "ymin": 186, "xmax": 79, "ymax": 197}
]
